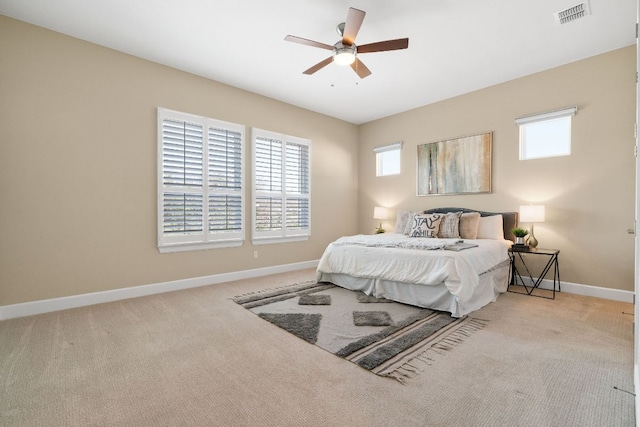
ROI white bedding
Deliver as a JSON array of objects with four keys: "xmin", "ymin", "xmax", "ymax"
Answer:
[{"xmin": 316, "ymin": 233, "xmax": 510, "ymax": 306}]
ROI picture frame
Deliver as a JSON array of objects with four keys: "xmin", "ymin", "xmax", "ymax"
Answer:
[{"xmin": 417, "ymin": 131, "xmax": 492, "ymax": 196}]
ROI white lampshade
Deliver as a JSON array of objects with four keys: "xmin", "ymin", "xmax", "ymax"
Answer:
[
  {"xmin": 373, "ymin": 206, "xmax": 389, "ymax": 220},
  {"xmin": 519, "ymin": 205, "xmax": 545, "ymax": 223}
]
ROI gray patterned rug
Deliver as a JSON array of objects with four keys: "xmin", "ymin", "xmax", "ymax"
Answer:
[{"xmin": 233, "ymin": 281, "xmax": 487, "ymax": 383}]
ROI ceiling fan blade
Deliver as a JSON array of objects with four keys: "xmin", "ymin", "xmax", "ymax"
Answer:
[
  {"xmin": 342, "ymin": 7, "xmax": 365, "ymax": 45},
  {"xmin": 284, "ymin": 35, "xmax": 334, "ymax": 51},
  {"xmin": 357, "ymin": 38, "xmax": 409, "ymax": 54},
  {"xmin": 350, "ymin": 58, "xmax": 371, "ymax": 79},
  {"xmin": 303, "ymin": 57, "xmax": 334, "ymax": 75}
]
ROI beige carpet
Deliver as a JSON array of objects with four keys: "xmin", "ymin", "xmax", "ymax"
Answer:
[{"xmin": 0, "ymin": 269, "xmax": 634, "ymax": 426}]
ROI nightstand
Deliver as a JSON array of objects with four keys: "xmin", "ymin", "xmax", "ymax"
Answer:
[{"xmin": 508, "ymin": 247, "xmax": 560, "ymax": 299}]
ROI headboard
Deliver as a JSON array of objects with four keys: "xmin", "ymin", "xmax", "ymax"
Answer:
[{"xmin": 423, "ymin": 207, "xmax": 519, "ymax": 242}]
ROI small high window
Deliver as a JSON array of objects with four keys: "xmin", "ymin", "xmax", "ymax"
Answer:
[
  {"xmin": 374, "ymin": 142, "xmax": 402, "ymax": 176},
  {"xmin": 516, "ymin": 107, "xmax": 576, "ymax": 160}
]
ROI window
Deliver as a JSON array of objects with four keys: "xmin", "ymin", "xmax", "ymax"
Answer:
[
  {"xmin": 157, "ymin": 108, "xmax": 245, "ymax": 252},
  {"xmin": 374, "ymin": 142, "xmax": 402, "ymax": 176},
  {"xmin": 252, "ymin": 128, "xmax": 310, "ymax": 244},
  {"xmin": 516, "ymin": 107, "xmax": 576, "ymax": 160}
]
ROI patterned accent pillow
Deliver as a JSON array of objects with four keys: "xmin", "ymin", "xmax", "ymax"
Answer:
[
  {"xmin": 437, "ymin": 212, "xmax": 462, "ymax": 238},
  {"xmin": 459, "ymin": 212, "xmax": 481, "ymax": 239},
  {"xmin": 408, "ymin": 213, "xmax": 443, "ymax": 238}
]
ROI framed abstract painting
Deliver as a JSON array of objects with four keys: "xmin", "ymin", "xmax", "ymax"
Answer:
[{"xmin": 417, "ymin": 132, "xmax": 492, "ymax": 196}]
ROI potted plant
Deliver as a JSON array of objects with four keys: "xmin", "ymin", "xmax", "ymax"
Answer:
[{"xmin": 512, "ymin": 227, "xmax": 529, "ymax": 245}]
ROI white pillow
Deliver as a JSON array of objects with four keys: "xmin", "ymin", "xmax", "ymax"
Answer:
[
  {"xmin": 394, "ymin": 210, "xmax": 416, "ymax": 234},
  {"xmin": 476, "ymin": 214, "xmax": 504, "ymax": 240}
]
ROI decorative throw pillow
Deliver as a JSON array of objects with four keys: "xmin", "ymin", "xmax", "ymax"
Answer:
[
  {"xmin": 394, "ymin": 210, "xmax": 416, "ymax": 234},
  {"xmin": 459, "ymin": 212, "xmax": 481, "ymax": 239},
  {"xmin": 437, "ymin": 211, "xmax": 462, "ymax": 238},
  {"xmin": 476, "ymin": 214, "xmax": 504, "ymax": 240},
  {"xmin": 403, "ymin": 212, "xmax": 420, "ymax": 235},
  {"xmin": 408, "ymin": 213, "xmax": 443, "ymax": 238}
]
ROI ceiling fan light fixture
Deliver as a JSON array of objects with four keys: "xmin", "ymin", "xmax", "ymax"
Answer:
[
  {"xmin": 285, "ymin": 7, "xmax": 409, "ymax": 78},
  {"xmin": 333, "ymin": 43, "xmax": 356, "ymax": 65}
]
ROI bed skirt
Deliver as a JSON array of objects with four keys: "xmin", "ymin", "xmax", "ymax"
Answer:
[{"xmin": 316, "ymin": 259, "xmax": 510, "ymax": 317}]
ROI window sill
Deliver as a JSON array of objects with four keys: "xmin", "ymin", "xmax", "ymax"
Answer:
[
  {"xmin": 251, "ymin": 235, "xmax": 309, "ymax": 246},
  {"xmin": 158, "ymin": 239, "xmax": 243, "ymax": 253}
]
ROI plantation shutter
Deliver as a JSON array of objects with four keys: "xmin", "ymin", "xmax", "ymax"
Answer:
[
  {"xmin": 255, "ymin": 136, "xmax": 283, "ymax": 232},
  {"xmin": 161, "ymin": 119, "xmax": 204, "ymax": 237},
  {"xmin": 208, "ymin": 126, "xmax": 243, "ymax": 234},
  {"xmin": 158, "ymin": 108, "xmax": 244, "ymax": 252},
  {"xmin": 252, "ymin": 129, "xmax": 310, "ymax": 244},
  {"xmin": 285, "ymin": 142, "xmax": 310, "ymax": 230}
]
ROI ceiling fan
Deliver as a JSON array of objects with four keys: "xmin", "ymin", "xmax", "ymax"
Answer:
[{"xmin": 284, "ymin": 7, "xmax": 409, "ymax": 79}]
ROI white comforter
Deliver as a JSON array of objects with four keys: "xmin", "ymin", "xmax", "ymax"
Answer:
[{"xmin": 316, "ymin": 233, "xmax": 510, "ymax": 303}]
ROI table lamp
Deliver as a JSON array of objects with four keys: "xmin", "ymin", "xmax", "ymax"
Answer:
[
  {"xmin": 519, "ymin": 205, "xmax": 545, "ymax": 248},
  {"xmin": 373, "ymin": 206, "xmax": 389, "ymax": 234}
]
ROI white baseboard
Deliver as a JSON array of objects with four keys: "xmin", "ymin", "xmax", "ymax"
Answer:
[
  {"xmin": 520, "ymin": 277, "xmax": 635, "ymax": 303},
  {"xmin": 0, "ymin": 260, "xmax": 319, "ymax": 321},
  {"xmin": 1, "ymin": 264, "xmax": 633, "ymax": 321}
]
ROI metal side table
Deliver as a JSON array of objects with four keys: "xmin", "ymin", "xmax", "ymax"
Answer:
[{"xmin": 508, "ymin": 247, "xmax": 560, "ymax": 299}]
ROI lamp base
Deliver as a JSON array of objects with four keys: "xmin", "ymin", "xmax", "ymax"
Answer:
[{"xmin": 527, "ymin": 224, "xmax": 539, "ymax": 248}]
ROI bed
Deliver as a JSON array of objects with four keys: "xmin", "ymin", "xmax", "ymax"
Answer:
[{"xmin": 316, "ymin": 208, "xmax": 518, "ymax": 317}]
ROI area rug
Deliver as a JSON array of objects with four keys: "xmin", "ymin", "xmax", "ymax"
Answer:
[{"xmin": 233, "ymin": 281, "xmax": 487, "ymax": 383}]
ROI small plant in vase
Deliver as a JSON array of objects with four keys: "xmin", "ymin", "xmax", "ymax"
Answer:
[{"xmin": 512, "ymin": 228, "xmax": 529, "ymax": 245}]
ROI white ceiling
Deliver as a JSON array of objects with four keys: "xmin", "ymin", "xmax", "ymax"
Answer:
[{"xmin": 0, "ymin": 0, "xmax": 636, "ymax": 124}]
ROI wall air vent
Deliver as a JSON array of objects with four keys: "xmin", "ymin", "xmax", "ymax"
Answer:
[{"xmin": 554, "ymin": 2, "xmax": 591, "ymax": 25}]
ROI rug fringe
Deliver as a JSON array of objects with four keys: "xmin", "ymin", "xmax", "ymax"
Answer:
[{"xmin": 384, "ymin": 318, "xmax": 488, "ymax": 384}]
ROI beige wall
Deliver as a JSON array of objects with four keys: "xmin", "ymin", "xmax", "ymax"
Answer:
[
  {"xmin": 358, "ymin": 46, "xmax": 637, "ymax": 291},
  {"xmin": 0, "ymin": 16, "xmax": 359, "ymax": 305},
  {"xmin": 1, "ymin": 16, "xmax": 635, "ymax": 307}
]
